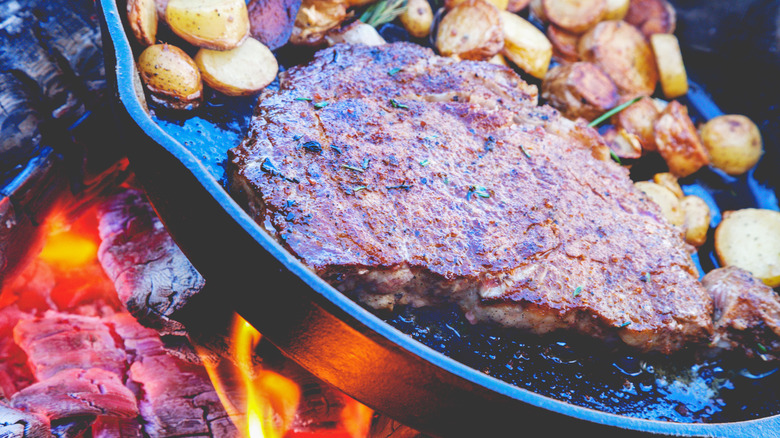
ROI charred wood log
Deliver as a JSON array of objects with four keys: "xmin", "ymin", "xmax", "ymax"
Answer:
[
  {"xmin": 51, "ymin": 416, "xmax": 97, "ymax": 438},
  {"xmin": 0, "ymin": 72, "xmax": 42, "ymax": 180},
  {"xmin": 0, "ymin": 402, "xmax": 50, "ymax": 438}
]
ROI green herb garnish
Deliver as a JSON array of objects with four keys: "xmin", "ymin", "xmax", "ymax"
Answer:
[
  {"xmin": 390, "ymin": 98, "xmax": 409, "ymax": 109},
  {"xmin": 520, "ymin": 145, "xmax": 531, "ymax": 158},
  {"xmin": 295, "ymin": 97, "xmax": 312, "ymax": 101},
  {"xmin": 313, "ymin": 101, "xmax": 329, "ymax": 109},
  {"xmin": 423, "ymin": 134, "xmax": 439, "ymax": 141},
  {"xmin": 360, "ymin": 0, "xmax": 407, "ymax": 27},
  {"xmin": 419, "ymin": 159, "xmax": 430, "ymax": 167},
  {"xmin": 388, "ymin": 67, "xmax": 401, "ymax": 76},
  {"xmin": 757, "ymin": 343, "xmax": 769, "ymax": 354},
  {"xmin": 353, "ymin": 186, "xmax": 367, "ymax": 192},
  {"xmin": 609, "ymin": 150, "xmax": 622, "ymax": 165},
  {"xmin": 573, "ymin": 286, "xmax": 582, "ymax": 297},
  {"xmin": 341, "ymin": 164, "xmax": 364, "ymax": 173},
  {"xmin": 619, "ymin": 321, "xmax": 632, "ymax": 328},
  {"xmin": 588, "ymin": 96, "xmax": 643, "ymax": 128},
  {"xmin": 387, "ymin": 183, "xmax": 413, "ymax": 190}
]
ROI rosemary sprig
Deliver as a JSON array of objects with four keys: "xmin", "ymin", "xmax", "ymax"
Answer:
[
  {"xmin": 295, "ymin": 97, "xmax": 312, "ymax": 101},
  {"xmin": 389, "ymin": 98, "xmax": 409, "ymax": 109},
  {"xmin": 360, "ymin": 0, "xmax": 407, "ymax": 27},
  {"xmin": 341, "ymin": 164, "xmax": 364, "ymax": 173},
  {"xmin": 388, "ymin": 67, "xmax": 401, "ymax": 76},
  {"xmin": 573, "ymin": 286, "xmax": 582, "ymax": 297},
  {"xmin": 313, "ymin": 101, "xmax": 329, "ymax": 109},
  {"xmin": 520, "ymin": 144, "xmax": 531, "ymax": 158},
  {"xmin": 609, "ymin": 150, "xmax": 622, "ymax": 165},
  {"xmin": 588, "ymin": 96, "xmax": 643, "ymax": 128},
  {"xmin": 419, "ymin": 159, "xmax": 430, "ymax": 167}
]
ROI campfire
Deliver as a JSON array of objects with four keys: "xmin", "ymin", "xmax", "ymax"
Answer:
[{"xmin": 0, "ymin": 186, "xmax": 401, "ymax": 438}]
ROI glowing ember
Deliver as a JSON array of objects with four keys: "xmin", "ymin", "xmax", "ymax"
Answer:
[{"xmin": 38, "ymin": 214, "xmax": 99, "ymax": 268}]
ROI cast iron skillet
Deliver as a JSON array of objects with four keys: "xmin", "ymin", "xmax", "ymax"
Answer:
[{"xmin": 98, "ymin": 0, "xmax": 780, "ymax": 435}]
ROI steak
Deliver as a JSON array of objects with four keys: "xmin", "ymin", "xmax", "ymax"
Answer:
[{"xmin": 228, "ymin": 42, "xmax": 713, "ymax": 354}]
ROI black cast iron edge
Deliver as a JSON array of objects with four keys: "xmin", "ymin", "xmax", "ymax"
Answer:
[{"xmin": 98, "ymin": 0, "xmax": 780, "ymax": 436}]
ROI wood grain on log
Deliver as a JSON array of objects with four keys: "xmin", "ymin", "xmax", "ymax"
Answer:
[{"xmin": 0, "ymin": 402, "xmax": 50, "ymax": 438}]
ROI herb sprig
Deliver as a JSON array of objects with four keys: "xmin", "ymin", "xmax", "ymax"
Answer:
[
  {"xmin": 360, "ymin": 0, "xmax": 407, "ymax": 27},
  {"xmin": 588, "ymin": 96, "xmax": 643, "ymax": 128}
]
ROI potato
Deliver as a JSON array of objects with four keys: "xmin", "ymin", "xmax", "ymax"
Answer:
[
  {"xmin": 128, "ymin": 0, "xmax": 158, "ymax": 46},
  {"xmin": 400, "ymin": 0, "xmax": 434, "ymax": 38},
  {"xmin": 650, "ymin": 34, "xmax": 688, "ymax": 99},
  {"xmin": 155, "ymin": 0, "xmax": 168, "ymax": 22},
  {"xmin": 699, "ymin": 115, "xmax": 763, "ymax": 176},
  {"xmin": 546, "ymin": 24, "xmax": 580, "ymax": 62},
  {"xmin": 291, "ymin": 0, "xmax": 348, "ymax": 46},
  {"xmin": 602, "ymin": 127, "xmax": 642, "ymax": 159},
  {"xmin": 507, "ymin": 0, "xmax": 532, "ymax": 12},
  {"xmin": 542, "ymin": 0, "xmax": 606, "ymax": 34},
  {"xmin": 529, "ymin": 0, "xmax": 547, "ymax": 22},
  {"xmin": 613, "ymin": 96, "xmax": 659, "ymax": 151},
  {"xmin": 446, "ymin": 0, "xmax": 509, "ymax": 9},
  {"xmin": 578, "ymin": 20, "xmax": 658, "ymax": 97},
  {"xmin": 623, "ymin": 0, "xmax": 675, "ymax": 38},
  {"xmin": 541, "ymin": 62, "xmax": 618, "ymax": 121},
  {"xmin": 652, "ymin": 172, "xmax": 683, "ymax": 198},
  {"xmin": 195, "ymin": 38, "xmax": 277, "ymax": 96},
  {"xmin": 247, "ymin": 0, "xmax": 303, "ymax": 50},
  {"xmin": 325, "ymin": 21, "xmax": 386, "ymax": 46},
  {"xmin": 436, "ymin": 0, "xmax": 504, "ymax": 61},
  {"xmin": 653, "ymin": 101, "xmax": 710, "ymax": 177},
  {"xmin": 681, "ymin": 195, "xmax": 710, "ymax": 247},
  {"xmin": 499, "ymin": 10, "xmax": 552, "ymax": 78},
  {"xmin": 165, "ymin": 0, "xmax": 250, "ymax": 50},
  {"xmin": 635, "ymin": 181, "xmax": 684, "ymax": 227},
  {"xmin": 715, "ymin": 209, "xmax": 780, "ymax": 287},
  {"xmin": 603, "ymin": 0, "xmax": 628, "ymax": 20},
  {"xmin": 137, "ymin": 44, "xmax": 202, "ymax": 110},
  {"xmin": 487, "ymin": 53, "xmax": 510, "ymax": 66}
]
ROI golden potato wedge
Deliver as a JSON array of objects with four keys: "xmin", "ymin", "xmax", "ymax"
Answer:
[
  {"xmin": 541, "ymin": 62, "xmax": 618, "ymax": 121},
  {"xmin": 325, "ymin": 21, "xmax": 387, "ymax": 46},
  {"xmin": 603, "ymin": 0, "xmax": 628, "ymax": 20},
  {"xmin": 487, "ymin": 53, "xmax": 510, "ymax": 66},
  {"xmin": 654, "ymin": 101, "xmax": 710, "ymax": 177},
  {"xmin": 546, "ymin": 24, "xmax": 580, "ymax": 62},
  {"xmin": 507, "ymin": 0, "xmax": 532, "ymax": 12},
  {"xmin": 138, "ymin": 44, "xmax": 202, "ymax": 110},
  {"xmin": 650, "ymin": 34, "xmax": 688, "ymax": 98},
  {"xmin": 446, "ymin": 0, "xmax": 509, "ymax": 9},
  {"xmin": 613, "ymin": 96, "xmax": 659, "ymax": 151},
  {"xmin": 624, "ymin": 0, "xmax": 675, "ymax": 38},
  {"xmin": 400, "ymin": 0, "xmax": 434, "ymax": 38},
  {"xmin": 699, "ymin": 115, "xmax": 763, "ymax": 176},
  {"xmin": 602, "ymin": 127, "xmax": 642, "ymax": 159},
  {"xmin": 291, "ymin": 0, "xmax": 348, "ymax": 46},
  {"xmin": 681, "ymin": 195, "xmax": 710, "ymax": 247},
  {"xmin": 195, "ymin": 38, "xmax": 278, "ymax": 96},
  {"xmin": 578, "ymin": 20, "xmax": 658, "ymax": 97},
  {"xmin": 652, "ymin": 172, "xmax": 683, "ymax": 198},
  {"xmin": 166, "ymin": 0, "xmax": 250, "ymax": 50},
  {"xmin": 715, "ymin": 209, "xmax": 780, "ymax": 287},
  {"xmin": 128, "ymin": 0, "xmax": 158, "ymax": 46},
  {"xmin": 499, "ymin": 10, "xmax": 552, "ymax": 78},
  {"xmin": 542, "ymin": 0, "xmax": 606, "ymax": 34},
  {"xmin": 437, "ymin": 0, "xmax": 504, "ymax": 61},
  {"xmin": 635, "ymin": 181, "xmax": 684, "ymax": 227}
]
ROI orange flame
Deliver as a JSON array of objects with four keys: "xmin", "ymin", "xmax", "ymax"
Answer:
[{"xmin": 38, "ymin": 214, "xmax": 98, "ymax": 268}]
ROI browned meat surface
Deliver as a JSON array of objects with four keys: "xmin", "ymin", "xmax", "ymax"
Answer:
[
  {"xmin": 702, "ymin": 266, "xmax": 780, "ymax": 361},
  {"xmin": 229, "ymin": 42, "xmax": 712, "ymax": 353}
]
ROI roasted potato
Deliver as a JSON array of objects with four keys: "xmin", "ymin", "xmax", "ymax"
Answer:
[
  {"xmin": 699, "ymin": 115, "xmax": 763, "ymax": 176},
  {"xmin": 137, "ymin": 44, "xmax": 202, "ymax": 110},
  {"xmin": 291, "ymin": 0, "xmax": 348, "ymax": 45},
  {"xmin": 613, "ymin": 96, "xmax": 660, "ymax": 151},
  {"xmin": 507, "ymin": 0, "xmax": 532, "ymax": 12},
  {"xmin": 529, "ymin": 0, "xmax": 547, "ymax": 22},
  {"xmin": 650, "ymin": 34, "xmax": 688, "ymax": 99},
  {"xmin": 128, "ymin": 0, "xmax": 158, "ymax": 46},
  {"xmin": 499, "ymin": 10, "xmax": 552, "ymax": 78},
  {"xmin": 166, "ymin": 0, "xmax": 250, "ymax": 50},
  {"xmin": 546, "ymin": 24, "xmax": 580, "ymax": 62},
  {"xmin": 635, "ymin": 181, "xmax": 684, "ymax": 227},
  {"xmin": 247, "ymin": 0, "xmax": 303, "ymax": 50},
  {"xmin": 325, "ymin": 21, "xmax": 387, "ymax": 46},
  {"xmin": 437, "ymin": 0, "xmax": 504, "ymax": 61},
  {"xmin": 487, "ymin": 53, "xmax": 510, "ymax": 66},
  {"xmin": 652, "ymin": 172, "xmax": 683, "ymax": 198},
  {"xmin": 623, "ymin": 0, "xmax": 675, "ymax": 38},
  {"xmin": 542, "ymin": 0, "xmax": 606, "ymax": 34},
  {"xmin": 603, "ymin": 0, "xmax": 628, "ymax": 20},
  {"xmin": 156, "ymin": 0, "xmax": 169, "ymax": 22},
  {"xmin": 654, "ymin": 101, "xmax": 710, "ymax": 177},
  {"xmin": 715, "ymin": 209, "xmax": 780, "ymax": 287},
  {"xmin": 541, "ymin": 62, "xmax": 618, "ymax": 121},
  {"xmin": 446, "ymin": 0, "xmax": 509, "ymax": 9},
  {"xmin": 578, "ymin": 20, "xmax": 658, "ymax": 97},
  {"xmin": 602, "ymin": 127, "xmax": 642, "ymax": 159},
  {"xmin": 400, "ymin": 0, "xmax": 434, "ymax": 38},
  {"xmin": 681, "ymin": 195, "xmax": 710, "ymax": 247},
  {"xmin": 195, "ymin": 38, "xmax": 278, "ymax": 96}
]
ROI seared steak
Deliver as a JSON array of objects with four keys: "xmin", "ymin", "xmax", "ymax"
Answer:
[{"xmin": 228, "ymin": 43, "xmax": 712, "ymax": 353}]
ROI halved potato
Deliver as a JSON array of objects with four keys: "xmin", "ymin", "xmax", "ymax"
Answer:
[
  {"xmin": 166, "ymin": 0, "xmax": 250, "ymax": 50},
  {"xmin": 651, "ymin": 34, "xmax": 688, "ymax": 98},
  {"xmin": 542, "ymin": 0, "xmax": 606, "ymax": 34},
  {"xmin": 291, "ymin": 0, "xmax": 348, "ymax": 46},
  {"xmin": 128, "ymin": 0, "xmax": 157, "ymax": 46},
  {"xmin": 325, "ymin": 21, "xmax": 387, "ymax": 46},
  {"xmin": 613, "ymin": 96, "xmax": 659, "ymax": 151},
  {"xmin": 635, "ymin": 181, "xmax": 684, "ymax": 227},
  {"xmin": 195, "ymin": 38, "xmax": 278, "ymax": 96},
  {"xmin": 487, "ymin": 53, "xmax": 510, "ymax": 66},
  {"xmin": 546, "ymin": 24, "xmax": 580, "ymax": 62},
  {"xmin": 529, "ymin": 0, "xmax": 547, "ymax": 22},
  {"xmin": 699, "ymin": 115, "xmax": 763, "ymax": 176},
  {"xmin": 624, "ymin": 0, "xmax": 675, "ymax": 38},
  {"xmin": 437, "ymin": 0, "xmax": 504, "ymax": 61},
  {"xmin": 400, "ymin": 0, "xmax": 434, "ymax": 38},
  {"xmin": 715, "ymin": 209, "xmax": 780, "ymax": 287},
  {"xmin": 602, "ymin": 127, "xmax": 642, "ymax": 159},
  {"xmin": 578, "ymin": 20, "xmax": 658, "ymax": 97},
  {"xmin": 652, "ymin": 172, "xmax": 683, "ymax": 198},
  {"xmin": 507, "ymin": 0, "xmax": 532, "ymax": 12},
  {"xmin": 446, "ymin": 0, "xmax": 509, "ymax": 9},
  {"xmin": 653, "ymin": 100, "xmax": 710, "ymax": 177},
  {"xmin": 681, "ymin": 195, "xmax": 710, "ymax": 247},
  {"xmin": 499, "ymin": 10, "xmax": 552, "ymax": 78},
  {"xmin": 603, "ymin": 0, "xmax": 628, "ymax": 20},
  {"xmin": 138, "ymin": 44, "xmax": 202, "ymax": 110},
  {"xmin": 541, "ymin": 62, "xmax": 618, "ymax": 121}
]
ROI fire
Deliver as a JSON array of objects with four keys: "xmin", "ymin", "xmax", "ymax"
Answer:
[{"xmin": 38, "ymin": 213, "xmax": 99, "ymax": 268}]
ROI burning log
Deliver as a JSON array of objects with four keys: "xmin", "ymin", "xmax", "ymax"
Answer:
[{"xmin": 0, "ymin": 402, "xmax": 49, "ymax": 438}]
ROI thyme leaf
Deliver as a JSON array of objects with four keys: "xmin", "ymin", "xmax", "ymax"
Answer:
[
  {"xmin": 341, "ymin": 164, "xmax": 364, "ymax": 173},
  {"xmin": 619, "ymin": 321, "xmax": 632, "ymax": 328},
  {"xmin": 573, "ymin": 286, "xmax": 582, "ymax": 297},
  {"xmin": 588, "ymin": 96, "xmax": 643, "ymax": 128},
  {"xmin": 295, "ymin": 97, "xmax": 312, "ymax": 101},
  {"xmin": 419, "ymin": 159, "xmax": 430, "ymax": 167},
  {"xmin": 353, "ymin": 186, "xmax": 367, "ymax": 192},
  {"xmin": 388, "ymin": 67, "xmax": 401, "ymax": 76},
  {"xmin": 360, "ymin": 0, "xmax": 407, "ymax": 27},
  {"xmin": 520, "ymin": 145, "xmax": 531, "ymax": 158},
  {"xmin": 389, "ymin": 98, "xmax": 409, "ymax": 109},
  {"xmin": 387, "ymin": 183, "xmax": 413, "ymax": 190},
  {"xmin": 313, "ymin": 101, "xmax": 329, "ymax": 109}
]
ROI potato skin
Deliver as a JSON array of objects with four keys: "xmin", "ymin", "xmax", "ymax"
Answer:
[
  {"xmin": 543, "ymin": 0, "xmax": 606, "ymax": 34},
  {"xmin": 507, "ymin": 0, "xmax": 532, "ymax": 12},
  {"xmin": 446, "ymin": 0, "xmax": 508, "ymax": 9},
  {"xmin": 499, "ymin": 10, "xmax": 552, "ymax": 78},
  {"xmin": 681, "ymin": 195, "xmax": 710, "ymax": 247},
  {"xmin": 128, "ymin": 0, "xmax": 158, "ymax": 46},
  {"xmin": 165, "ymin": 0, "xmax": 250, "ymax": 50},
  {"xmin": 437, "ymin": 0, "xmax": 504, "ymax": 61},
  {"xmin": 541, "ymin": 62, "xmax": 618, "ymax": 121},
  {"xmin": 654, "ymin": 101, "xmax": 709, "ymax": 177},
  {"xmin": 602, "ymin": 127, "xmax": 642, "ymax": 159},
  {"xmin": 613, "ymin": 96, "xmax": 660, "ymax": 151},
  {"xmin": 138, "ymin": 44, "xmax": 202, "ymax": 110},
  {"xmin": 651, "ymin": 33, "xmax": 688, "ymax": 99},
  {"xmin": 325, "ymin": 21, "xmax": 387, "ymax": 46},
  {"xmin": 400, "ymin": 0, "xmax": 434, "ymax": 38},
  {"xmin": 195, "ymin": 38, "xmax": 278, "ymax": 96},
  {"xmin": 624, "ymin": 0, "xmax": 675, "ymax": 38},
  {"xmin": 547, "ymin": 24, "xmax": 580, "ymax": 62},
  {"xmin": 291, "ymin": 0, "xmax": 348, "ymax": 46},
  {"xmin": 715, "ymin": 209, "xmax": 780, "ymax": 288},
  {"xmin": 699, "ymin": 115, "xmax": 763, "ymax": 176},
  {"xmin": 603, "ymin": 0, "xmax": 628, "ymax": 20},
  {"xmin": 578, "ymin": 20, "xmax": 658, "ymax": 97},
  {"xmin": 635, "ymin": 181, "xmax": 684, "ymax": 227},
  {"xmin": 652, "ymin": 172, "xmax": 683, "ymax": 198}
]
